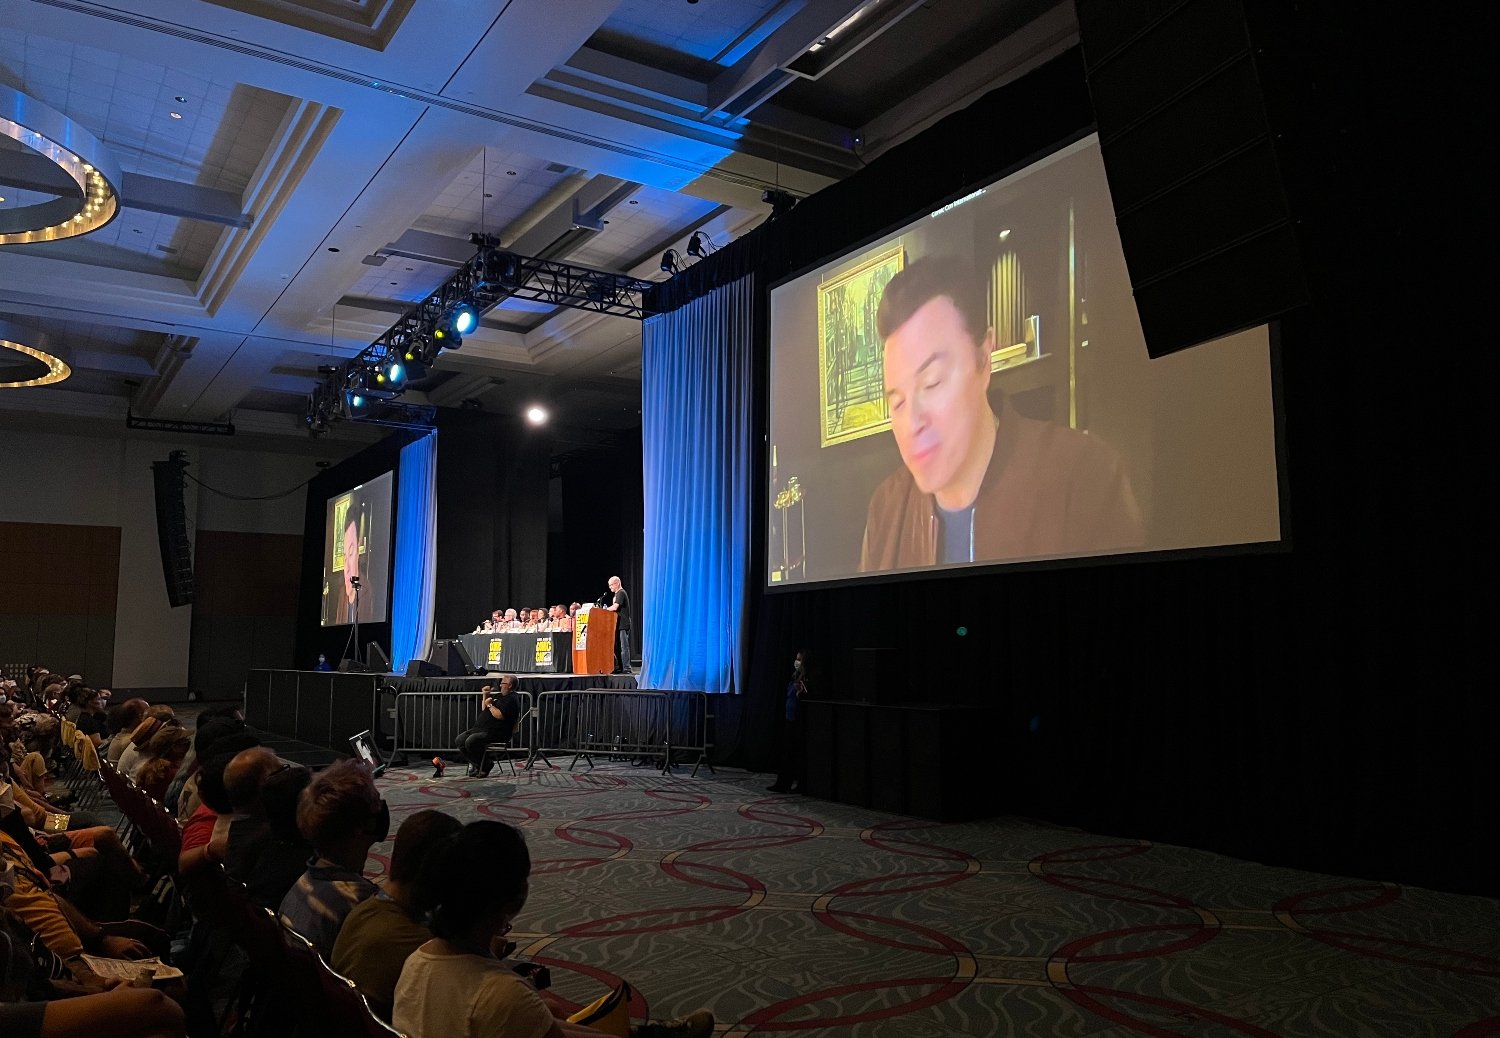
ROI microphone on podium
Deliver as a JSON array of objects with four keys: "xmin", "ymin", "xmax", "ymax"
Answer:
[{"xmin": 595, "ymin": 590, "xmax": 611, "ymax": 607}]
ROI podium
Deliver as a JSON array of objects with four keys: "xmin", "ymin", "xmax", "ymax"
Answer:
[{"xmin": 572, "ymin": 605, "xmax": 617, "ymax": 675}]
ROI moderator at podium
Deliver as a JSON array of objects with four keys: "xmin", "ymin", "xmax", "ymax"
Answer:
[{"xmin": 600, "ymin": 575, "xmax": 632, "ymax": 675}]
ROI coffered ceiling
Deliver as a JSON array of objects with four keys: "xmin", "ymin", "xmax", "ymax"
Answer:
[{"xmin": 0, "ymin": 0, "xmax": 1077, "ymax": 456}]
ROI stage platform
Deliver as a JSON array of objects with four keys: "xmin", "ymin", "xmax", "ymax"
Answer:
[{"xmin": 243, "ymin": 668, "xmax": 639, "ymax": 757}]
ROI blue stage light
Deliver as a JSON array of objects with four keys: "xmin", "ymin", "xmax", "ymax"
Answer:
[{"xmin": 451, "ymin": 303, "xmax": 477, "ymax": 336}]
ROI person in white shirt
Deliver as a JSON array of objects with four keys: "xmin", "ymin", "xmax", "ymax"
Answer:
[{"xmin": 394, "ymin": 822, "xmax": 713, "ymax": 1038}]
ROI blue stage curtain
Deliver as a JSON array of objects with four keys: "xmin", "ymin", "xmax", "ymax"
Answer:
[
  {"xmin": 391, "ymin": 430, "xmax": 438, "ymax": 671},
  {"xmin": 641, "ymin": 275, "xmax": 753, "ymax": 693}
]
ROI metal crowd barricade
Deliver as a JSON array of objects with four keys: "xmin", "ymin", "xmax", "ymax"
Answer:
[
  {"xmin": 533, "ymin": 689, "xmax": 670, "ymax": 774},
  {"xmin": 531, "ymin": 688, "xmax": 715, "ymax": 776},
  {"xmin": 390, "ymin": 685, "xmax": 534, "ymax": 762}
]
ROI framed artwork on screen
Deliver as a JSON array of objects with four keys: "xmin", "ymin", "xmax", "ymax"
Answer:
[{"xmin": 816, "ymin": 244, "xmax": 904, "ymax": 447}]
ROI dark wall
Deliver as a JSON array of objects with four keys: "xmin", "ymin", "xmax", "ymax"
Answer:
[
  {"xmin": 0, "ymin": 521, "xmax": 119, "ymax": 683},
  {"xmin": 549, "ymin": 439, "xmax": 644, "ymax": 640},
  {"xmin": 652, "ymin": 41, "xmax": 1490, "ymax": 895},
  {"xmin": 431, "ymin": 409, "xmax": 551, "ymax": 638},
  {"xmin": 190, "ymin": 530, "xmax": 302, "ymax": 698}
]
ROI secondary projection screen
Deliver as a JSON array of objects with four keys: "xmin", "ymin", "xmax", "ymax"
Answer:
[
  {"xmin": 320, "ymin": 471, "xmax": 394, "ymax": 626},
  {"xmin": 767, "ymin": 134, "xmax": 1282, "ymax": 589}
]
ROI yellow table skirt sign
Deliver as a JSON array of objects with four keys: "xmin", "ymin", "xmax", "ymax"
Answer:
[{"xmin": 486, "ymin": 638, "xmax": 503, "ymax": 668}]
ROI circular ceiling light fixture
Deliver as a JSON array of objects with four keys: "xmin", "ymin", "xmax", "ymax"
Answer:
[
  {"xmin": 0, "ymin": 328, "xmax": 72, "ymax": 389},
  {"xmin": 0, "ymin": 84, "xmax": 123, "ymax": 246}
]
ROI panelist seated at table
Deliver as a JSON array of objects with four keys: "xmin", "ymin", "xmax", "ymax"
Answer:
[
  {"xmin": 549, "ymin": 604, "xmax": 573, "ymax": 632},
  {"xmin": 475, "ymin": 609, "xmax": 504, "ymax": 633}
]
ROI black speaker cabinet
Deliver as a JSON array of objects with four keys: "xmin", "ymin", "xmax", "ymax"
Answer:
[
  {"xmin": 1076, "ymin": 0, "xmax": 1309, "ymax": 357},
  {"xmin": 365, "ymin": 642, "xmax": 392, "ymax": 673},
  {"xmin": 150, "ymin": 453, "xmax": 194, "ymax": 607},
  {"xmin": 428, "ymin": 639, "xmax": 475, "ymax": 676},
  {"xmin": 404, "ymin": 659, "xmax": 445, "ymax": 679}
]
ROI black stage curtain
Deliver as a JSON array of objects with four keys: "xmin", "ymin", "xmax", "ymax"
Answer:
[{"xmin": 647, "ymin": 43, "xmax": 1490, "ymax": 895}]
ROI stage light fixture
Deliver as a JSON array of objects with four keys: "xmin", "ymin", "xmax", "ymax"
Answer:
[
  {"xmin": 762, "ymin": 189, "xmax": 798, "ymax": 220},
  {"xmin": 451, "ymin": 303, "xmax": 478, "ymax": 336},
  {"xmin": 687, "ymin": 231, "xmax": 714, "ymax": 258},
  {"xmin": 482, "ymin": 248, "xmax": 522, "ymax": 288},
  {"xmin": 526, "ymin": 405, "xmax": 549, "ymax": 425},
  {"xmin": 660, "ymin": 249, "xmax": 680, "ymax": 274},
  {"xmin": 379, "ymin": 353, "xmax": 406, "ymax": 387}
]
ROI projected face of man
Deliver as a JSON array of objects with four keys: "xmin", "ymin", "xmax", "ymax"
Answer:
[
  {"xmin": 343, "ymin": 518, "xmax": 360, "ymax": 604},
  {"xmin": 883, "ymin": 294, "xmax": 997, "ymax": 511}
]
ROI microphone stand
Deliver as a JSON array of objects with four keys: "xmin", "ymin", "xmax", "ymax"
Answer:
[{"xmin": 340, "ymin": 577, "xmax": 364, "ymax": 670}]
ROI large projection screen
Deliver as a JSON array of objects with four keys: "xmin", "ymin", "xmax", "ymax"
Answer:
[
  {"xmin": 767, "ymin": 134, "xmax": 1282, "ymax": 589},
  {"xmin": 320, "ymin": 471, "xmax": 394, "ymax": 626}
]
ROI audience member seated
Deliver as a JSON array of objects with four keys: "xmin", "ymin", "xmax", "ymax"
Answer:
[
  {"xmin": 104, "ymin": 699, "xmax": 150, "ymax": 764},
  {"xmin": 170, "ymin": 710, "xmax": 246, "ymax": 822},
  {"xmin": 0, "ymin": 985, "xmax": 186, "ymax": 1038},
  {"xmin": 177, "ymin": 733, "xmax": 260, "ymax": 875},
  {"xmin": 133, "ymin": 726, "xmax": 194, "ymax": 803},
  {"xmin": 244, "ymin": 763, "xmax": 312, "ymax": 911},
  {"xmin": 210, "ymin": 747, "xmax": 281, "ymax": 882},
  {"xmin": 331, "ymin": 809, "xmax": 462, "ymax": 1020},
  {"xmin": 0, "ymin": 827, "xmax": 153, "ymax": 989},
  {"xmin": 70, "ymin": 689, "xmax": 108, "ymax": 748},
  {"xmin": 394, "ymin": 820, "xmax": 715, "ymax": 1038},
  {"xmin": 117, "ymin": 708, "xmax": 177, "ymax": 781},
  {"xmin": 278, "ymin": 759, "xmax": 384, "ymax": 957}
]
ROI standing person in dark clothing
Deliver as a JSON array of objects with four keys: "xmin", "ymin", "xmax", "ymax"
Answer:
[
  {"xmin": 767, "ymin": 651, "xmax": 809, "ymax": 793},
  {"xmin": 604, "ymin": 575, "xmax": 633, "ymax": 674},
  {"xmin": 453, "ymin": 676, "xmax": 520, "ymax": 777}
]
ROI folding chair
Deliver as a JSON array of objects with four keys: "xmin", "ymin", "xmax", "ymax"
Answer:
[{"xmin": 280, "ymin": 926, "xmax": 406, "ymax": 1038}]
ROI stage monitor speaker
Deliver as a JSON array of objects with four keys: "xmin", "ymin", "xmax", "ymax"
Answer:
[
  {"xmin": 150, "ymin": 452, "xmax": 195, "ymax": 607},
  {"xmin": 428, "ymin": 639, "xmax": 476, "ymax": 677},
  {"xmin": 405, "ymin": 659, "xmax": 445, "ymax": 678},
  {"xmin": 1076, "ymin": 0, "xmax": 1309, "ymax": 358},
  {"xmin": 365, "ymin": 642, "xmax": 392, "ymax": 673}
]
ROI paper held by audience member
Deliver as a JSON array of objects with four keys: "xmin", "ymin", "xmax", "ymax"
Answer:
[{"xmin": 79, "ymin": 954, "xmax": 185, "ymax": 982}]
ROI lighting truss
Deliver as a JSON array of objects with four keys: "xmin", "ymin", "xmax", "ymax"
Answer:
[{"xmin": 305, "ymin": 240, "xmax": 657, "ymax": 433}]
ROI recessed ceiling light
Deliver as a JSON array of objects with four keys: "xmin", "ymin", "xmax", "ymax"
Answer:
[
  {"xmin": 484, "ymin": 192, "xmax": 493, "ymax": 198},
  {"xmin": 174, "ymin": 95, "xmax": 187, "ymax": 103},
  {"xmin": 0, "ymin": 196, "xmax": 5, "ymax": 203},
  {"xmin": 526, "ymin": 405, "xmax": 548, "ymax": 425},
  {"xmin": 169, "ymin": 111, "xmax": 183, "ymax": 120},
  {"xmin": 505, "ymin": 170, "xmax": 517, "ymax": 176},
  {"xmin": 628, "ymin": 199, "xmax": 638, "ymax": 204},
  {"xmin": 327, "ymin": 247, "xmax": 340, "ymax": 253}
]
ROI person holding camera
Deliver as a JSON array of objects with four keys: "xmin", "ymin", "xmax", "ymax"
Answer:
[{"xmin": 454, "ymin": 676, "xmax": 520, "ymax": 778}]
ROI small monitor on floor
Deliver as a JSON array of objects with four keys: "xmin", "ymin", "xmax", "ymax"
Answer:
[{"xmin": 348, "ymin": 729, "xmax": 384, "ymax": 774}]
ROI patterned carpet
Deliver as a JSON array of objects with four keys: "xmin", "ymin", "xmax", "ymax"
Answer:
[{"xmin": 364, "ymin": 758, "xmax": 1499, "ymax": 1037}]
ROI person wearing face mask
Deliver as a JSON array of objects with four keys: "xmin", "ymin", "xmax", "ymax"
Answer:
[{"xmin": 277, "ymin": 759, "xmax": 388, "ymax": 958}]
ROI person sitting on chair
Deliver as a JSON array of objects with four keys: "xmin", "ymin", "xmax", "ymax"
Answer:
[
  {"xmin": 332, "ymin": 809, "xmax": 463, "ymax": 1021},
  {"xmin": 454, "ymin": 676, "xmax": 520, "ymax": 778}
]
